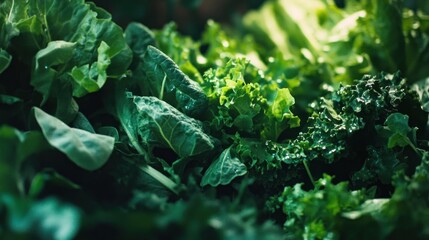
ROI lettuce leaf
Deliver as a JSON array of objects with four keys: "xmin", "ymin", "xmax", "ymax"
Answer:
[{"xmin": 0, "ymin": 0, "xmax": 132, "ymax": 100}]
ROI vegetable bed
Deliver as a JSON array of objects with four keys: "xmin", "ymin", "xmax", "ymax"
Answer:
[{"xmin": 1, "ymin": 0, "xmax": 429, "ymax": 239}]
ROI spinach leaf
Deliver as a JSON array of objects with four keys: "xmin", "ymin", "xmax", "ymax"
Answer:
[
  {"xmin": 141, "ymin": 46, "xmax": 208, "ymax": 117},
  {"xmin": 201, "ymin": 147, "xmax": 247, "ymax": 187},
  {"xmin": 108, "ymin": 86, "xmax": 181, "ymax": 195},
  {"xmin": 132, "ymin": 96, "xmax": 215, "ymax": 158},
  {"xmin": 34, "ymin": 107, "xmax": 114, "ymax": 171}
]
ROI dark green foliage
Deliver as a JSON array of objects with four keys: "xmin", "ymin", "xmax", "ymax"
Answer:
[
  {"xmin": 286, "ymin": 72, "xmax": 410, "ymax": 164},
  {"xmin": 2, "ymin": 0, "xmax": 429, "ymax": 239}
]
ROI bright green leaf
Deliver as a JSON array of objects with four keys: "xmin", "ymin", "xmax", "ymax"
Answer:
[{"xmin": 70, "ymin": 41, "xmax": 111, "ymax": 97}]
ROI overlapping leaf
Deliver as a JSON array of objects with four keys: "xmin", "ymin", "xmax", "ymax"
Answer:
[
  {"xmin": 132, "ymin": 96, "xmax": 214, "ymax": 158},
  {"xmin": 34, "ymin": 107, "xmax": 114, "ymax": 171}
]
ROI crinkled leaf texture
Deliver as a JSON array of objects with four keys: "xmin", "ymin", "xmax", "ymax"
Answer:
[
  {"xmin": 412, "ymin": 77, "xmax": 429, "ymax": 112},
  {"xmin": 141, "ymin": 46, "xmax": 208, "ymax": 117},
  {"xmin": 132, "ymin": 96, "xmax": 215, "ymax": 158},
  {"xmin": 201, "ymin": 147, "xmax": 247, "ymax": 187},
  {"xmin": 34, "ymin": 107, "xmax": 114, "ymax": 171},
  {"xmin": 1, "ymin": 0, "xmax": 132, "ymax": 99}
]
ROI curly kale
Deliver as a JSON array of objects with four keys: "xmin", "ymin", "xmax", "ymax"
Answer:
[
  {"xmin": 287, "ymin": 72, "xmax": 409, "ymax": 164},
  {"xmin": 267, "ymin": 175, "xmax": 370, "ymax": 240},
  {"xmin": 233, "ymin": 72, "xmax": 426, "ymax": 192}
]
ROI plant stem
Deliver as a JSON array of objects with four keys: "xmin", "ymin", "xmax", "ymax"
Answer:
[
  {"xmin": 121, "ymin": 120, "xmax": 179, "ymax": 195},
  {"xmin": 303, "ymin": 160, "xmax": 315, "ymax": 187},
  {"xmin": 139, "ymin": 163, "xmax": 179, "ymax": 195}
]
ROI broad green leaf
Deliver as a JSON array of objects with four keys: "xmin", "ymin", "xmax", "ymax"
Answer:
[
  {"xmin": 32, "ymin": 40, "xmax": 76, "ymax": 103},
  {"xmin": 0, "ymin": 0, "xmax": 21, "ymax": 49},
  {"xmin": 132, "ymin": 96, "xmax": 215, "ymax": 158},
  {"xmin": 70, "ymin": 112, "xmax": 95, "ymax": 133},
  {"xmin": 201, "ymin": 147, "xmax": 247, "ymax": 187},
  {"xmin": 125, "ymin": 22, "xmax": 157, "ymax": 95},
  {"xmin": 125, "ymin": 22, "xmax": 156, "ymax": 60},
  {"xmin": 141, "ymin": 46, "xmax": 208, "ymax": 117},
  {"xmin": 3, "ymin": 0, "xmax": 132, "ymax": 99},
  {"xmin": 108, "ymin": 86, "xmax": 180, "ymax": 194},
  {"xmin": 97, "ymin": 126, "xmax": 119, "ymax": 142},
  {"xmin": 34, "ymin": 107, "xmax": 114, "ymax": 171}
]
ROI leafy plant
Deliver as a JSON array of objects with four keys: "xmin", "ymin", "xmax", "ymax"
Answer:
[{"xmin": 1, "ymin": 0, "xmax": 429, "ymax": 239}]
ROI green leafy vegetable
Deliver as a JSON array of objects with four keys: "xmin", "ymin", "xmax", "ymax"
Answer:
[
  {"xmin": 34, "ymin": 107, "xmax": 114, "ymax": 171},
  {"xmin": 31, "ymin": 41, "xmax": 76, "ymax": 102},
  {"xmin": 202, "ymin": 58, "xmax": 299, "ymax": 141},
  {"xmin": 132, "ymin": 96, "xmax": 214, "ymax": 158},
  {"xmin": 1, "ymin": 0, "xmax": 132, "ymax": 100},
  {"xmin": 201, "ymin": 147, "xmax": 247, "ymax": 187},
  {"xmin": 140, "ymin": 46, "xmax": 209, "ymax": 117},
  {"xmin": 269, "ymin": 175, "xmax": 369, "ymax": 239},
  {"xmin": 2, "ymin": 0, "xmax": 429, "ymax": 238},
  {"xmin": 125, "ymin": 22, "xmax": 156, "ymax": 61},
  {"xmin": 376, "ymin": 113, "xmax": 418, "ymax": 149}
]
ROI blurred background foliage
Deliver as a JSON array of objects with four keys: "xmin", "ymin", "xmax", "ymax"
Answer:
[
  {"xmin": 91, "ymin": 0, "xmax": 429, "ymax": 38},
  {"xmin": 92, "ymin": 0, "xmax": 266, "ymax": 37}
]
